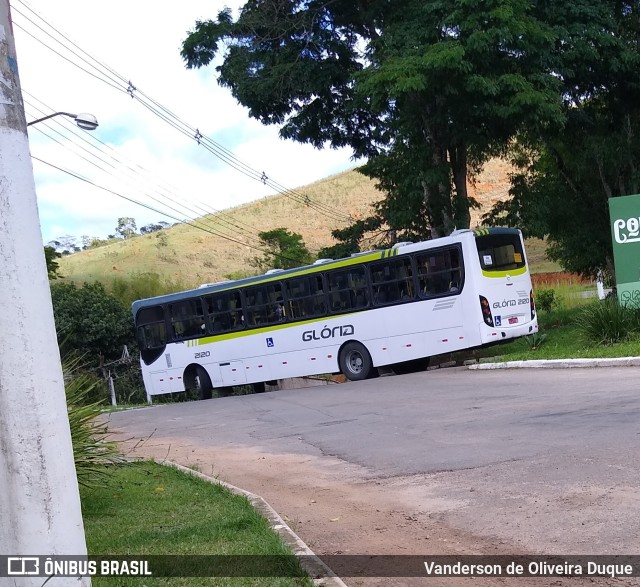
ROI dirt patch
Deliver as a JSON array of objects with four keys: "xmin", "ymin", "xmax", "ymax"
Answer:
[{"xmin": 114, "ymin": 432, "xmax": 630, "ymax": 587}]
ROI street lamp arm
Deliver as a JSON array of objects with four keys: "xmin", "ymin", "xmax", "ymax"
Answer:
[
  {"xmin": 27, "ymin": 111, "xmax": 79, "ymax": 126},
  {"xmin": 27, "ymin": 111, "xmax": 99, "ymax": 131}
]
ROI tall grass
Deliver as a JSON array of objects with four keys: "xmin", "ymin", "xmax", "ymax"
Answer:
[
  {"xmin": 108, "ymin": 271, "xmax": 193, "ymax": 306},
  {"xmin": 64, "ymin": 356, "xmax": 123, "ymax": 487},
  {"xmin": 575, "ymin": 298, "xmax": 640, "ymax": 345}
]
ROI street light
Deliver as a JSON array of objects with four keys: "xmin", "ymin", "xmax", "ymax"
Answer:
[{"xmin": 27, "ymin": 111, "xmax": 99, "ymax": 130}]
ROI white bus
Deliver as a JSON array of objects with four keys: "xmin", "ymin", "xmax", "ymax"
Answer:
[{"xmin": 133, "ymin": 227, "xmax": 538, "ymax": 401}]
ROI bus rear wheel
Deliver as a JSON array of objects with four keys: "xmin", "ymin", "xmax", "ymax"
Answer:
[
  {"xmin": 195, "ymin": 366, "xmax": 213, "ymax": 400},
  {"xmin": 339, "ymin": 342, "xmax": 374, "ymax": 381}
]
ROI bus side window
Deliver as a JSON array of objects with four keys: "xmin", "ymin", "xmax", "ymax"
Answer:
[
  {"xmin": 285, "ymin": 276, "xmax": 325, "ymax": 320},
  {"xmin": 136, "ymin": 305, "xmax": 167, "ymax": 349},
  {"xmin": 244, "ymin": 284, "xmax": 283, "ymax": 327},
  {"xmin": 326, "ymin": 267, "xmax": 368, "ymax": 313},
  {"xmin": 206, "ymin": 291, "xmax": 244, "ymax": 333},
  {"xmin": 266, "ymin": 284, "xmax": 286, "ymax": 322},
  {"xmin": 370, "ymin": 257, "xmax": 413, "ymax": 306},
  {"xmin": 170, "ymin": 299, "xmax": 205, "ymax": 340},
  {"xmin": 417, "ymin": 247, "xmax": 463, "ymax": 298}
]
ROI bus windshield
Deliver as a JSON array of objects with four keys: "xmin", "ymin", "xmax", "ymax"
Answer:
[{"xmin": 476, "ymin": 232, "xmax": 525, "ymax": 272}]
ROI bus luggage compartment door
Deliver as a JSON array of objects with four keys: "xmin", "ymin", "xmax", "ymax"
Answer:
[
  {"xmin": 150, "ymin": 370, "xmax": 184, "ymax": 394},
  {"xmin": 219, "ymin": 361, "xmax": 247, "ymax": 386}
]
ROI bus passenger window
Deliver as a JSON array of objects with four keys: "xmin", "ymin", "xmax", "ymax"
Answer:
[
  {"xmin": 327, "ymin": 266, "xmax": 368, "ymax": 313},
  {"xmin": 170, "ymin": 299, "xmax": 205, "ymax": 340},
  {"xmin": 285, "ymin": 276, "xmax": 326, "ymax": 320},
  {"xmin": 206, "ymin": 291, "xmax": 244, "ymax": 333},
  {"xmin": 245, "ymin": 284, "xmax": 283, "ymax": 327},
  {"xmin": 370, "ymin": 257, "xmax": 414, "ymax": 306},
  {"xmin": 136, "ymin": 305, "xmax": 167, "ymax": 349},
  {"xmin": 416, "ymin": 247, "xmax": 463, "ymax": 298}
]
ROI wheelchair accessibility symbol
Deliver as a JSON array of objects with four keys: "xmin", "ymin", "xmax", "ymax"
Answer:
[{"xmin": 266, "ymin": 337, "xmax": 274, "ymax": 348}]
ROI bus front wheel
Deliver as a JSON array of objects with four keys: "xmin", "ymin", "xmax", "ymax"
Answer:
[
  {"xmin": 195, "ymin": 366, "xmax": 213, "ymax": 400},
  {"xmin": 339, "ymin": 342, "xmax": 374, "ymax": 381}
]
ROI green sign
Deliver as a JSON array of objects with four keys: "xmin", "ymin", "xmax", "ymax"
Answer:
[{"xmin": 609, "ymin": 193, "xmax": 640, "ymax": 305}]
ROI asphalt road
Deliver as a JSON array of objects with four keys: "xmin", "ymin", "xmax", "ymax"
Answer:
[
  {"xmin": 109, "ymin": 366, "xmax": 640, "ymax": 557},
  {"xmin": 111, "ymin": 366, "xmax": 640, "ymax": 476}
]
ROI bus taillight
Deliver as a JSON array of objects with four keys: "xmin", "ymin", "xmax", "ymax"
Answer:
[
  {"xmin": 530, "ymin": 289, "xmax": 536, "ymax": 319},
  {"xmin": 479, "ymin": 296, "xmax": 494, "ymax": 327}
]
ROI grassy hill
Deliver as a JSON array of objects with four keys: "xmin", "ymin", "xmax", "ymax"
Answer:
[{"xmin": 58, "ymin": 159, "xmax": 560, "ymax": 290}]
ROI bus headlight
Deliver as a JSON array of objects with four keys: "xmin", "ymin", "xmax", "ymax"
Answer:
[{"xmin": 479, "ymin": 295, "xmax": 494, "ymax": 327}]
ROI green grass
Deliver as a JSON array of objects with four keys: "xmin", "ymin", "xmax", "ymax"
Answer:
[
  {"xmin": 472, "ymin": 303, "xmax": 640, "ymax": 362},
  {"xmin": 81, "ymin": 462, "xmax": 313, "ymax": 586},
  {"xmin": 524, "ymin": 238, "xmax": 563, "ymax": 273}
]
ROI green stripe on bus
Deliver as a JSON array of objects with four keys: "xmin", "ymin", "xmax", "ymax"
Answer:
[
  {"xmin": 189, "ymin": 312, "xmax": 353, "ymax": 346},
  {"xmin": 205, "ymin": 251, "xmax": 387, "ymax": 295},
  {"xmin": 481, "ymin": 266, "xmax": 528, "ymax": 278}
]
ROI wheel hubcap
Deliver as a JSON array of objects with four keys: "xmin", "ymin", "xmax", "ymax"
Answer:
[{"xmin": 348, "ymin": 351, "xmax": 364, "ymax": 373}]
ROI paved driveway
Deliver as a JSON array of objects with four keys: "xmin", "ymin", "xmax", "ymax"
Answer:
[{"xmin": 109, "ymin": 366, "xmax": 640, "ymax": 585}]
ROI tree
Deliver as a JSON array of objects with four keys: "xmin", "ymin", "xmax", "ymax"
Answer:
[
  {"xmin": 252, "ymin": 228, "xmax": 312, "ymax": 271},
  {"xmin": 485, "ymin": 0, "xmax": 640, "ymax": 278},
  {"xmin": 44, "ymin": 245, "xmax": 61, "ymax": 279},
  {"xmin": 50, "ymin": 282, "xmax": 134, "ymax": 361},
  {"xmin": 140, "ymin": 222, "xmax": 168, "ymax": 235},
  {"xmin": 318, "ymin": 215, "xmax": 385, "ymax": 260},
  {"xmin": 115, "ymin": 217, "xmax": 137, "ymax": 239},
  {"xmin": 48, "ymin": 235, "xmax": 80, "ymax": 255},
  {"xmin": 182, "ymin": 0, "xmax": 562, "ymax": 240}
]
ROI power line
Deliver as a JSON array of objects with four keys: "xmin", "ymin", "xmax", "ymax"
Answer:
[
  {"xmin": 13, "ymin": 0, "xmax": 355, "ymax": 224},
  {"xmin": 23, "ymin": 92, "xmax": 264, "ymax": 239},
  {"xmin": 31, "ymin": 156, "xmax": 312, "ymax": 265},
  {"xmin": 25, "ymin": 105, "xmax": 269, "ymax": 249}
]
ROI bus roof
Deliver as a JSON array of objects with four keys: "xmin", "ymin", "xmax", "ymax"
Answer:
[{"xmin": 131, "ymin": 227, "xmax": 521, "ymax": 314}]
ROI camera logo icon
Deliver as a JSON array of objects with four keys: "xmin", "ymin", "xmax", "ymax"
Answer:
[{"xmin": 7, "ymin": 557, "xmax": 40, "ymax": 575}]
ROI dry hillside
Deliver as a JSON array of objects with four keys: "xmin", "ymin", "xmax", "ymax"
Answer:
[{"xmin": 58, "ymin": 159, "xmax": 553, "ymax": 287}]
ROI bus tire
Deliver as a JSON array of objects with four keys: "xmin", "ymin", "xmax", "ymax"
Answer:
[
  {"xmin": 339, "ymin": 342, "xmax": 374, "ymax": 381},
  {"xmin": 195, "ymin": 366, "xmax": 213, "ymax": 400}
]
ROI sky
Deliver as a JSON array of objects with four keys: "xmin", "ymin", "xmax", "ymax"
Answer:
[{"xmin": 11, "ymin": 0, "xmax": 359, "ymax": 245}]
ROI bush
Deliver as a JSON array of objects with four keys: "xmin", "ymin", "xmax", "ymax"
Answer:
[
  {"xmin": 108, "ymin": 272, "xmax": 191, "ymax": 307},
  {"xmin": 111, "ymin": 352, "xmax": 147, "ymax": 405},
  {"xmin": 535, "ymin": 288, "xmax": 557, "ymax": 312},
  {"xmin": 51, "ymin": 281, "xmax": 133, "ymax": 361},
  {"xmin": 64, "ymin": 356, "xmax": 123, "ymax": 487},
  {"xmin": 576, "ymin": 298, "xmax": 640, "ymax": 345}
]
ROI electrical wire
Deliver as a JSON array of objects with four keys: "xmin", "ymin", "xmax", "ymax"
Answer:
[
  {"xmin": 23, "ymin": 93, "xmax": 264, "ymax": 239},
  {"xmin": 25, "ymin": 109, "xmax": 271, "ymax": 249},
  {"xmin": 31, "ymin": 155, "xmax": 312, "ymax": 265},
  {"xmin": 13, "ymin": 0, "xmax": 356, "ymax": 224}
]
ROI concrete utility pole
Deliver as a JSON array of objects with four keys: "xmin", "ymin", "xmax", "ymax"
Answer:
[{"xmin": 0, "ymin": 2, "xmax": 89, "ymax": 585}]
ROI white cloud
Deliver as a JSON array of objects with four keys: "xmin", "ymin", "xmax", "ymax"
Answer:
[{"xmin": 12, "ymin": 0, "xmax": 360, "ymax": 243}]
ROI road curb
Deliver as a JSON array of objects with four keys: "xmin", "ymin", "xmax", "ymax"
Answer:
[
  {"xmin": 162, "ymin": 460, "xmax": 350, "ymax": 587},
  {"xmin": 468, "ymin": 356, "xmax": 640, "ymax": 370}
]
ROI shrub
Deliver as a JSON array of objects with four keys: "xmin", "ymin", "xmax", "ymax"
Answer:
[
  {"xmin": 111, "ymin": 352, "xmax": 147, "ymax": 405},
  {"xmin": 64, "ymin": 356, "xmax": 123, "ymax": 487},
  {"xmin": 51, "ymin": 282, "xmax": 133, "ymax": 361},
  {"xmin": 576, "ymin": 298, "xmax": 640, "ymax": 345},
  {"xmin": 535, "ymin": 288, "xmax": 557, "ymax": 312},
  {"xmin": 108, "ymin": 272, "xmax": 191, "ymax": 307}
]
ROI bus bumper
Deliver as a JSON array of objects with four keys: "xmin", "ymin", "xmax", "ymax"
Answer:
[{"xmin": 480, "ymin": 319, "xmax": 538, "ymax": 345}]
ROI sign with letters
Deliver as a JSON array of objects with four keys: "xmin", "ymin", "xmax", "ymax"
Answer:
[{"xmin": 609, "ymin": 194, "xmax": 640, "ymax": 305}]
